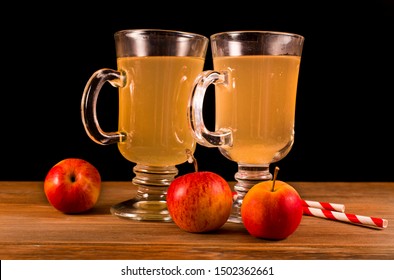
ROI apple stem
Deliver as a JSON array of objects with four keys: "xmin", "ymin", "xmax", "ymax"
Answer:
[
  {"xmin": 186, "ymin": 149, "xmax": 198, "ymax": 172},
  {"xmin": 271, "ymin": 166, "xmax": 280, "ymax": 192}
]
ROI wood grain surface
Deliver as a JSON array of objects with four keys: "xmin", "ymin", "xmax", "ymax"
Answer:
[{"xmin": 0, "ymin": 181, "xmax": 393, "ymax": 260}]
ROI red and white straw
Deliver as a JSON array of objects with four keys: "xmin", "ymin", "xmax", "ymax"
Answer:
[
  {"xmin": 235, "ymin": 190, "xmax": 387, "ymax": 229},
  {"xmin": 302, "ymin": 199, "xmax": 345, "ymax": 213},
  {"xmin": 234, "ymin": 194, "xmax": 345, "ymax": 213},
  {"xmin": 303, "ymin": 206, "xmax": 388, "ymax": 229}
]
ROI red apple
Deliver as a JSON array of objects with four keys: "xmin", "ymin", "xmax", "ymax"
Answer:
[
  {"xmin": 241, "ymin": 180, "xmax": 303, "ymax": 240},
  {"xmin": 166, "ymin": 171, "xmax": 233, "ymax": 233},
  {"xmin": 44, "ymin": 158, "xmax": 101, "ymax": 214}
]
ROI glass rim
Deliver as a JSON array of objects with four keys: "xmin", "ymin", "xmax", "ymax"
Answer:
[
  {"xmin": 114, "ymin": 29, "xmax": 209, "ymax": 40},
  {"xmin": 210, "ymin": 30, "xmax": 304, "ymax": 40}
]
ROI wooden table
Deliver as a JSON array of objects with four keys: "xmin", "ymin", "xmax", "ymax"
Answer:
[{"xmin": 1, "ymin": 181, "xmax": 393, "ymax": 260}]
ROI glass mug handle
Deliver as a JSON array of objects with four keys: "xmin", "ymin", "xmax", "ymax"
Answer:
[
  {"xmin": 188, "ymin": 70, "xmax": 233, "ymax": 148},
  {"xmin": 81, "ymin": 69, "xmax": 126, "ymax": 145}
]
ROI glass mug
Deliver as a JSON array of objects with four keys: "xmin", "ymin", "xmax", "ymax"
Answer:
[
  {"xmin": 189, "ymin": 31, "xmax": 304, "ymax": 223},
  {"xmin": 81, "ymin": 29, "xmax": 208, "ymax": 222}
]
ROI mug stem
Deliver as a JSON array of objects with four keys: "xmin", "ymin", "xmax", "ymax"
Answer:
[
  {"xmin": 110, "ymin": 164, "xmax": 178, "ymax": 222},
  {"xmin": 228, "ymin": 164, "xmax": 273, "ymax": 223}
]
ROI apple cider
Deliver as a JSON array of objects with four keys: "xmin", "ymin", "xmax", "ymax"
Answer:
[
  {"xmin": 117, "ymin": 56, "xmax": 204, "ymax": 166},
  {"xmin": 214, "ymin": 55, "xmax": 301, "ymax": 164}
]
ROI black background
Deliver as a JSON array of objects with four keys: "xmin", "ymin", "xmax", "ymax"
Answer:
[{"xmin": 2, "ymin": 1, "xmax": 394, "ymax": 182}]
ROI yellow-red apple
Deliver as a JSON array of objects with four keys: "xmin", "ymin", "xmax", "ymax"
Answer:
[
  {"xmin": 167, "ymin": 171, "xmax": 233, "ymax": 233},
  {"xmin": 44, "ymin": 158, "xmax": 101, "ymax": 214},
  {"xmin": 241, "ymin": 180, "xmax": 303, "ymax": 240}
]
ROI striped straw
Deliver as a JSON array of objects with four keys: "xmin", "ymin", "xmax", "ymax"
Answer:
[
  {"xmin": 303, "ymin": 206, "xmax": 388, "ymax": 229},
  {"xmin": 234, "ymin": 193, "xmax": 346, "ymax": 213},
  {"xmin": 302, "ymin": 199, "xmax": 345, "ymax": 213}
]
